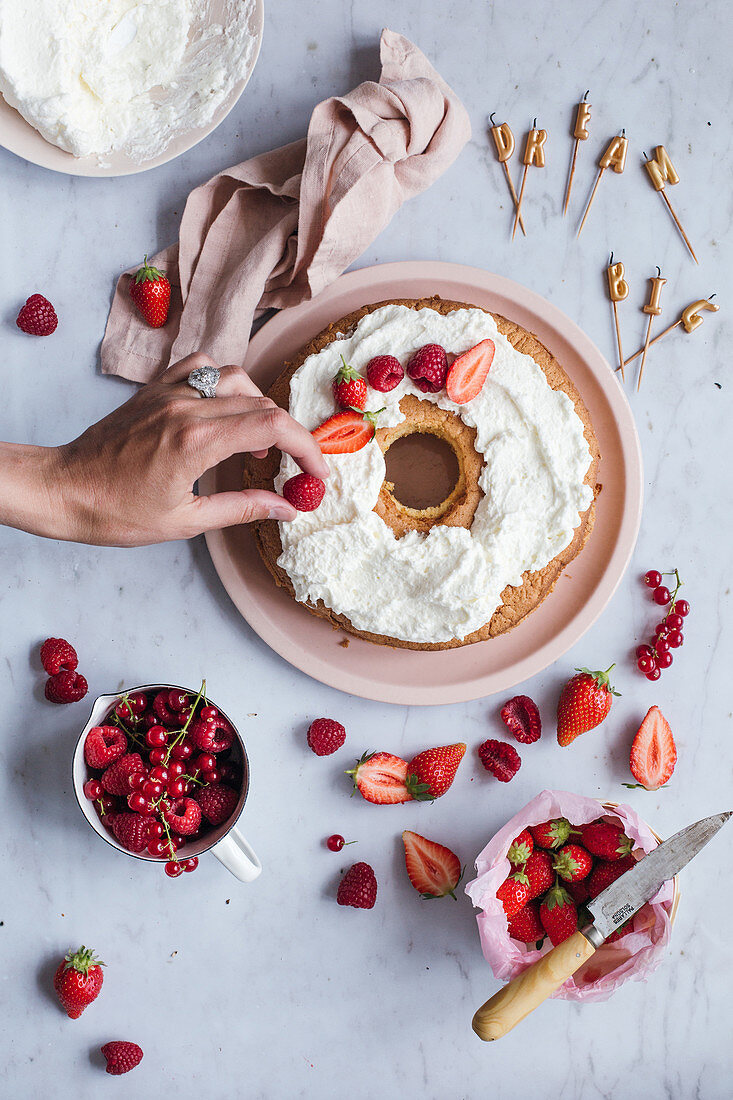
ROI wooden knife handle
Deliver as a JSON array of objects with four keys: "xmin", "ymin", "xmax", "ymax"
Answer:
[{"xmin": 472, "ymin": 930, "xmax": 596, "ymax": 1041}]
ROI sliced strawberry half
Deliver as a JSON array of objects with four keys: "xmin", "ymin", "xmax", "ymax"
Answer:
[
  {"xmin": 445, "ymin": 338, "xmax": 495, "ymax": 404},
  {"xmin": 628, "ymin": 705, "xmax": 677, "ymax": 790},
  {"xmin": 312, "ymin": 408, "xmax": 384, "ymax": 454},
  {"xmin": 346, "ymin": 751, "xmax": 411, "ymax": 804},
  {"xmin": 402, "ymin": 830, "xmax": 462, "ymax": 899}
]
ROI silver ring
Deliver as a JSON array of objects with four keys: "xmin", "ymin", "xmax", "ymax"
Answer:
[{"xmin": 187, "ymin": 365, "xmax": 221, "ymax": 398}]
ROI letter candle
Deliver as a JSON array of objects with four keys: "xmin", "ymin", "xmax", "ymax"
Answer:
[
  {"xmin": 643, "ymin": 147, "xmax": 698, "ymax": 264},
  {"xmin": 489, "ymin": 114, "xmax": 526, "ymax": 236},
  {"xmin": 621, "ymin": 296, "xmax": 719, "ymax": 370},
  {"xmin": 577, "ymin": 130, "xmax": 628, "ymax": 238},
  {"xmin": 512, "ymin": 119, "xmax": 547, "ymax": 240},
  {"xmin": 637, "ymin": 269, "xmax": 666, "ymax": 392},
  {"xmin": 563, "ymin": 91, "xmax": 591, "ymax": 216},
  {"xmin": 606, "ymin": 253, "xmax": 629, "ymax": 381}
]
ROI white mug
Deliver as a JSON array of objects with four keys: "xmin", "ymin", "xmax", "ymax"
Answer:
[{"xmin": 72, "ymin": 683, "xmax": 262, "ymax": 883}]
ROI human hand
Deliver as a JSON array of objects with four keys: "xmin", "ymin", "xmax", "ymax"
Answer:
[{"xmin": 3, "ymin": 353, "xmax": 329, "ymax": 547}]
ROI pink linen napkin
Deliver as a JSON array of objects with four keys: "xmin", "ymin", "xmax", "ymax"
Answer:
[{"xmin": 101, "ymin": 28, "xmax": 471, "ymax": 382}]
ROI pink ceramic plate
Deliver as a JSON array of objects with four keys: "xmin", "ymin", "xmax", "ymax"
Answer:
[{"xmin": 201, "ymin": 262, "xmax": 642, "ymax": 705}]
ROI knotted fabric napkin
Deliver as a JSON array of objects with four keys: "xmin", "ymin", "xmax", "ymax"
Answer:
[{"xmin": 101, "ymin": 28, "xmax": 471, "ymax": 382}]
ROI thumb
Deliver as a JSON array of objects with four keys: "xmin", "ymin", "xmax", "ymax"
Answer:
[{"xmin": 192, "ymin": 489, "xmax": 297, "ymax": 532}]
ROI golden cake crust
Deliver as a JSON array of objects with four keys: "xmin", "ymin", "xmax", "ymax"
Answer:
[{"xmin": 243, "ymin": 296, "xmax": 601, "ymax": 650}]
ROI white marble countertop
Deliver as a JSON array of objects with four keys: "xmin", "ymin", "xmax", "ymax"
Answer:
[{"xmin": 1, "ymin": 1, "xmax": 731, "ymax": 1097}]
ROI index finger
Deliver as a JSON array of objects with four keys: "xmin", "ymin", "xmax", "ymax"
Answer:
[{"xmin": 209, "ymin": 406, "xmax": 330, "ymax": 479}]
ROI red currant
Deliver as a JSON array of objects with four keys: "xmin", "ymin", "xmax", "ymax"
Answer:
[
  {"xmin": 666, "ymin": 612, "xmax": 684, "ymax": 631},
  {"xmin": 637, "ymin": 655, "xmax": 657, "ymax": 674},
  {"xmin": 128, "ymin": 771, "xmax": 147, "ymax": 791},
  {"xmin": 657, "ymin": 651, "xmax": 673, "ymax": 668},
  {"xmin": 202, "ymin": 769, "xmax": 220, "ymax": 785},
  {"xmin": 667, "ymin": 630, "xmax": 683, "ymax": 648},
  {"xmin": 146, "ymin": 725, "xmax": 168, "ymax": 748},
  {"xmin": 182, "ymin": 857, "xmax": 199, "ymax": 873},
  {"xmin": 646, "ymin": 668, "xmax": 661, "ymax": 681},
  {"xmin": 168, "ymin": 690, "xmax": 191, "ymax": 712},
  {"xmin": 193, "ymin": 753, "xmax": 216, "ymax": 774},
  {"xmin": 327, "ymin": 834, "xmax": 345, "ymax": 852},
  {"xmin": 148, "ymin": 748, "xmax": 166, "ymax": 766},
  {"xmin": 636, "ymin": 644, "xmax": 653, "ymax": 659},
  {"xmin": 147, "ymin": 820, "xmax": 164, "ymax": 838},
  {"xmin": 147, "ymin": 839, "xmax": 166, "ymax": 857},
  {"xmin": 673, "ymin": 599, "xmax": 690, "ymax": 617},
  {"xmin": 97, "ymin": 794, "xmax": 116, "ymax": 816},
  {"xmin": 128, "ymin": 792, "xmax": 151, "ymax": 814},
  {"xmin": 167, "ymin": 777, "xmax": 187, "ymax": 798},
  {"xmin": 654, "ymin": 622, "xmax": 669, "ymax": 636},
  {"xmin": 653, "ymin": 586, "xmax": 671, "ymax": 605},
  {"xmin": 644, "ymin": 570, "xmax": 662, "ymax": 588},
  {"xmin": 142, "ymin": 779, "xmax": 163, "ymax": 800},
  {"xmin": 83, "ymin": 779, "xmax": 103, "ymax": 801},
  {"xmin": 655, "ymin": 636, "xmax": 670, "ymax": 654},
  {"xmin": 165, "ymin": 861, "xmax": 184, "ymax": 878},
  {"xmin": 171, "ymin": 835, "xmax": 185, "ymax": 850},
  {"xmin": 170, "ymin": 739, "xmax": 193, "ymax": 761},
  {"xmin": 168, "ymin": 760, "xmax": 185, "ymax": 777},
  {"xmin": 149, "ymin": 765, "xmax": 169, "ymax": 783},
  {"xmin": 200, "ymin": 705, "xmax": 218, "ymax": 722}
]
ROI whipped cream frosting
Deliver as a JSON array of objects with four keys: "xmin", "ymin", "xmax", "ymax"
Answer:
[
  {"xmin": 275, "ymin": 305, "xmax": 594, "ymax": 644},
  {"xmin": 0, "ymin": 0, "xmax": 256, "ymax": 162}
]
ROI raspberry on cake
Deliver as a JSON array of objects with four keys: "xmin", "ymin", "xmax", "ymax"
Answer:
[{"xmin": 244, "ymin": 297, "xmax": 600, "ymax": 651}]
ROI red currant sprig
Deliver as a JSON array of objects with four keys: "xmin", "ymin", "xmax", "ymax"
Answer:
[{"xmin": 638, "ymin": 568, "xmax": 689, "ymax": 679}]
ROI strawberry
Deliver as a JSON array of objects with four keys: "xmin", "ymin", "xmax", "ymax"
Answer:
[
  {"xmin": 405, "ymin": 742, "xmax": 466, "ymax": 800},
  {"xmin": 445, "ymin": 338, "xmax": 495, "ymax": 404},
  {"xmin": 129, "ymin": 256, "xmax": 171, "ymax": 328},
  {"xmin": 522, "ymin": 848, "xmax": 555, "ymax": 900},
  {"xmin": 346, "ymin": 751, "xmax": 411, "ymax": 804},
  {"xmin": 337, "ymin": 862, "xmax": 377, "ymax": 908},
  {"xmin": 477, "ymin": 739, "xmax": 521, "ymax": 781},
  {"xmin": 606, "ymin": 920, "xmax": 633, "ymax": 944},
  {"xmin": 566, "ymin": 878, "xmax": 591, "ymax": 906},
  {"xmin": 307, "ymin": 717, "xmax": 346, "ymax": 756},
  {"xmin": 587, "ymin": 854, "xmax": 636, "ymax": 899},
  {"xmin": 500, "ymin": 694, "xmax": 541, "ymax": 744},
  {"xmin": 402, "ymin": 830, "xmax": 462, "ymax": 899},
  {"xmin": 194, "ymin": 784, "xmax": 239, "ymax": 826},
  {"xmin": 530, "ymin": 818, "xmax": 576, "ymax": 850},
  {"xmin": 507, "ymin": 901, "xmax": 545, "ymax": 945},
  {"xmin": 496, "ymin": 873, "xmax": 531, "ymax": 918},
  {"xmin": 101, "ymin": 753, "xmax": 144, "ymax": 797},
  {"xmin": 579, "ymin": 821, "xmax": 633, "ymax": 861},
  {"xmin": 557, "ymin": 665, "xmax": 619, "ymax": 746},
  {"xmin": 628, "ymin": 705, "xmax": 677, "ymax": 790},
  {"xmin": 40, "ymin": 637, "xmax": 78, "ymax": 675},
  {"xmin": 406, "ymin": 343, "xmax": 448, "ymax": 393},
  {"xmin": 162, "ymin": 797, "xmax": 202, "ymax": 836},
  {"xmin": 108, "ymin": 812, "xmax": 149, "ymax": 853},
  {"xmin": 366, "ymin": 354, "xmax": 404, "ymax": 392},
  {"xmin": 553, "ymin": 843, "xmax": 593, "ymax": 883},
  {"xmin": 16, "ymin": 293, "xmax": 58, "ymax": 335},
  {"xmin": 101, "ymin": 1041, "xmax": 143, "ymax": 1076},
  {"xmin": 84, "ymin": 726, "xmax": 127, "ymax": 769},
  {"xmin": 45, "ymin": 671, "xmax": 88, "ymax": 703},
  {"xmin": 332, "ymin": 356, "xmax": 367, "ymax": 409},
  {"xmin": 312, "ymin": 408, "xmax": 383, "ymax": 454},
  {"xmin": 539, "ymin": 883, "xmax": 578, "ymax": 945},
  {"xmin": 53, "ymin": 946, "xmax": 104, "ymax": 1018},
  {"xmin": 282, "ymin": 473, "xmax": 325, "ymax": 512},
  {"xmin": 507, "ymin": 829, "xmax": 534, "ymax": 867}
]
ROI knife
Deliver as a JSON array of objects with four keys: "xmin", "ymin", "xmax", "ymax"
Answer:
[{"xmin": 472, "ymin": 811, "xmax": 731, "ymax": 1041}]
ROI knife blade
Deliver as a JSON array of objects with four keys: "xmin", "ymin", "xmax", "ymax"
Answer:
[
  {"xmin": 472, "ymin": 810, "xmax": 731, "ymax": 1040},
  {"xmin": 584, "ymin": 811, "xmax": 731, "ymax": 945}
]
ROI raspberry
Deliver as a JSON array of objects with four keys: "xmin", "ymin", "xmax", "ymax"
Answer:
[
  {"xmin": 406, "ymin": 344, "xmax": 448, "ymax": 393},
  {"xmin": 189, "ymin": 717, "xmax": 234, "ymax": 754},
  {"xmin": 101, "ymin": 753, "xmax": 144, "ymax": 797},
  {"xmin": 16, "ymin": 294, "xmax": 58, "ymax": 336},
  {"xmin": 101, "ymin": 1041, "xmax": 144, "ymax": 1076},
  {"xmin": 366, "ymin": 354, "xmax": 404, "ymax": 392},
  {"xmin": 500, "ymin": 695, "xmax": 542, "ymax": 744},
  {"xmin": 45, "ymin": 671, "xmax": 88, "ymax": 704},
  {"xmin": 108, "ymin": 812, "xmax": 150, "ymax": 853},
  {"xmin": 162, "ymin": 797, "xmax": 202, "ymax": 836},
  {"xmin": 307, "ymin": 717, "xmax": 346, "ymax": 756},
  {"xmin": 337, "ymin": 862, "xmax": 377, "ymax": 909},
  {"xmin": 40, "ymin": 637, "xmax": 78, "ymax": 675},
  {"xmin": 194, "ymin": 784, "xmax": 239, "ymax": 826},
  {"xmin": 282, "ymin": 473, "xmax": 326, "ymax": 513},
  {"xmin": 84, "ymin": 726, "xmax": 128, "ymax": 770},
  {"xmin": 478, "ymin": 739, "xmax": 521, "ymax": 781}
]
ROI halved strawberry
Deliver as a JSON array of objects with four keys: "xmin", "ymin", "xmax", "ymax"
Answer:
[
  {"xmin": 312, "ymin": 408, "xmax": 384, "ymax": 454},
  {"xmin": 628, "ymin": 705, "xmax": 677, "ymax": 790},
  {"xmin": 346, "ymin": 751, "xmax": 411, "ymax": 804},
  {"xmin": 402, "ymin": 830, "xmax": 462, "ymax": 899},
  {"xmin": 445, "ymin": 339, "xmax": 495, "ymax": 404}
]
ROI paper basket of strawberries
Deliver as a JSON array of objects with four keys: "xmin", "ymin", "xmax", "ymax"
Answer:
[{"xmin": 465, "ymin": 790, "xmax": 679, "ymax": 1002}]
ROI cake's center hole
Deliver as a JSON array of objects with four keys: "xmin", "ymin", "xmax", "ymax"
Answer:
[{"xmin": 384, "ymin": 432, "xmax": 460, "ymax": 510}]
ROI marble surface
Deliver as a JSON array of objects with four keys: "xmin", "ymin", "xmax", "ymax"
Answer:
[{"xmin": 1, "ymin": 1, "xmax": 731, "ymax": 1097}]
